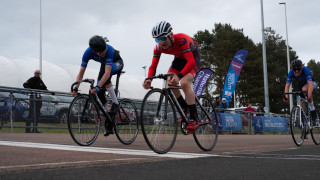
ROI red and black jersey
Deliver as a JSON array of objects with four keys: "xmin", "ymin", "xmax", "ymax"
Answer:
[{"xmin": 148, "ymin": 33, "xmax": 200, "ymax": 78}]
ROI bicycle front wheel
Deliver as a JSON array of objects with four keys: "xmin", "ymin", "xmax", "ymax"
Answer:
[
  {"xmin": 290, "ymin": 106, "xmax": 305, "ymax": 146},
  {"xmin": 114, "ymin": 98, "xmax": 139, "ymax": 145},
  {"xmin": 140, "ymin": 88, "xmax": 178, "ymax": 154},
  {"xmin": 67, "ymin": 94, "xmax": 101, "ymax": 146},
  {"xmin": 193, "ymin": 95, "xmax": 218, "ymax": 151}
]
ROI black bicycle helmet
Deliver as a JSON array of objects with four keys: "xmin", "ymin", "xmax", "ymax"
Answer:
[
  {"xmin": 89, "ymin": 35, "xmax": 107, "ymax": 52},
  {"xmin": 291, "ymin": 59, "xmax": 302, "ymax": 69},
  {"xmin": 151, "ymin": 21, "xmax": 173, "ymax": 38}
]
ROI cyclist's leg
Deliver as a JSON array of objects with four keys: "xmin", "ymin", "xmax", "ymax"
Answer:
[
  {"xmin": 168, "ymin": 60, "xmax": 198, "ymax": 131},
  {"xmin": 97, "ymin": 64, "xmax": 108, "ymax": 107},
  {"xmin": 302, "ymin": 82, "xmax": 318, "ymax": 124},
  {"xmin": 181, "ymin": 73, "xmax": 199, "ymax": 131}
]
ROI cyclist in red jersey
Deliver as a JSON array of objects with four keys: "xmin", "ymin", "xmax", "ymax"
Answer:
[{"xmin": 142, "ymin": 21, "xmax": 201, "ymax": 132}]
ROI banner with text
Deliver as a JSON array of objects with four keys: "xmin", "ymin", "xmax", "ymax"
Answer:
[
  {"xmin": 253, "ymin": 116, "xmax": 287, "ymax": 132},
  {"xmin": 193, "ymin": 68, "xmax": 214, "ymax": 97},
  {"xmin": 213, "ymin": 113, "xmax": 242, "ymax": 131},
  {"xmin": 222, "ymin": 49, "xmax": 249, "ymax": 107}
]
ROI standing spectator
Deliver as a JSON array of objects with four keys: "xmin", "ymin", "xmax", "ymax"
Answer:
[
  {"xmin": 256, "ymin": 107, "xmax": 264, "ymax": 116},
  {"xmin": 213, "ymin": 96, "xmax": 221, "ymax": 108},
  {"xmin": 243, "ymin": 103, "xmax": 256, "ymax": 126},
  {"xmin": 256, "ymin": 103, "xmax": 265, "ymax": 116},
  {"xmin": 219, "ymin": 98, "xmax": 228, "ymax": 111},
  {"xmin": 23, "ymin": 70, "xmax": 47, "ymax": 133}
]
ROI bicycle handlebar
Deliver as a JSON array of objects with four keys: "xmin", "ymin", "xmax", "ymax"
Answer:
[
  {"xmin": 283, "ymin": 91, "xmax": 308, "ymax": 101},
  {"xmin": 145, "ymin": 74, "xmax": 174, "ymax": 81},
  {"xmin": 284, "ymin": 91, "xmax": 307, "ymax": 95},
  {"xmin": 71, "ymin": 79, "xmax": 95, "ymax": 92}
]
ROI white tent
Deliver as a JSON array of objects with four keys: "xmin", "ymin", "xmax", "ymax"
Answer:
[{"xmin": 0, "ymin": 55, "xmax": 164, "ymax": 100}]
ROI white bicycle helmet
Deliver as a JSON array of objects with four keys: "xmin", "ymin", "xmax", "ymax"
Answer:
[{"xmin": 151, "ymin": 21, "xmax": 173, "ymax": 38}]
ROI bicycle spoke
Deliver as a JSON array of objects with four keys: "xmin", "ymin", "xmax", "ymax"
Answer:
[
  {"xmin": 67, "ymin": 94, "xmax": 100, "ymax": 146},
  {"xmin": 290, "ymin": 106, "xmax": 304, "ymax": 146},
  {"xmin": 140, "ymin": 89, "xmax": 177, "ymax": 154},
  {"xmin": 193, "ymin": 95, "xmax": 218, "ymax": 151},
  {"xmin": 114, "ymin": 98, "xmax": 139, "ymax": 145}
]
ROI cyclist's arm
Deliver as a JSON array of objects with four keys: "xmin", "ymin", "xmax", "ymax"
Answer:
[
  {"xmin": 148, "ymin": 46, "xmax": 161, "ymax": 77},
  {"xmin": 304, "ymin": 67, "xmax": 314, "ymax": 99},
  {"xmin": 177, "ymin": 37, "xmax": 196, "ymax": 79},
  {"xmin": 148, "ymin": 57, "xmax": 160, "ymax": 77},
  {"xmin": 178, "ymin": 51, "xmax": 196, "ymax": 79},
  {"xmin": 75, "ymin": 67, "xmax": 86, "ymax": 88},
  {"xmin": 307, "ymin": 80, "xmax": 314, "ymax": 100},
  {"xmin": 284, "ymin": 83, "xmax": 290, "ymax": 102}
]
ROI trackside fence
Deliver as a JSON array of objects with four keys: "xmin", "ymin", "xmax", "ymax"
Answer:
[{"xmin": 0, "ymin": 86, "xmax": 289, "ymax": 134}]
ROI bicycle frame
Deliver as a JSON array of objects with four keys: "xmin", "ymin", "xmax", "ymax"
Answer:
[
  {"xmin": 295, "ymin": 94, "xmax": 310, "ymax": 130},
  {"xmin": 71, "ymin": 79, "xmax": 114, "ymax": 129},
  {"xmin": 154, "ymin": 76, "xmax": 212, "ymax": 126}
]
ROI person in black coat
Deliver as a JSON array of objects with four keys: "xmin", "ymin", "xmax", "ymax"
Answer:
[{"xmin": 23, "ymin": 70, "xmax": 47, "ymax": 133}]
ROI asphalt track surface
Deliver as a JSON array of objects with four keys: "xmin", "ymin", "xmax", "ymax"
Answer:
[{"xmin": 0, "ymin": 133, "xmax": 320, "ymax": 180}]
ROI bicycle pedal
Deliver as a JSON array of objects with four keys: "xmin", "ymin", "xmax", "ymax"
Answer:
[{"xmin": 103, "ymin": 130, "xmax": 114, "ymax": 136}]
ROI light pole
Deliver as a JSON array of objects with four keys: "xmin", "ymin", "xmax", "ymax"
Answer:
[
  {"xmin": 279, "ymin": 2, "xmax": 293, "ymax": 112},
  {"xmin": 260, "ymin": 0, "xmax": 270, "ymax": 113},
  {"xmin": 39, "ymin": 0, "xmax": 43, "ymax": 77},
  {"xmin": 142, "ymin": 66, "xmax": 147, "ymax": 77}
]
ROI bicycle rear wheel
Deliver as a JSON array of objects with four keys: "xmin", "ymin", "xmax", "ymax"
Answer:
[
  {"xmin": 310, "ymin": 111, "xmax": 320, "ymax": 145},
  {"xmin": 193, "ymin": 95, "xmax": 218, "ymax": 151},
  {"xmin": 67, "ymin": 94, "xmax": 101, "ymax": 146},
  {"xmin": 290, "ymin": 106, "xmax": 305, "ymax": 146},
  {"xmin": 140, "ymin": 88, "xmax": 178, "ymax": 154},
  {"xmin": 311, "ymin": 126, "xmax": 320, "ymax": 145},
  {"xmin": 114, "ymin": 98, "xmax": 139, "ymax": 145}
]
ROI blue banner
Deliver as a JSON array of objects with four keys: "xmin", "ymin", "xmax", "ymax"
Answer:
[
  {"xmin": 222, "ymin": 49, "xmax": 249, "ymax": 107},
  {"xmin": 253, "ymin": 116, "xmax": 287, "ymax": 131},
  {"xmin": 193, "ymin": 68, "xmax": 214, "ymax": 97},
  {"xmin": 213, "ymin": 113, "xmax": 242, "ymax": 131}
]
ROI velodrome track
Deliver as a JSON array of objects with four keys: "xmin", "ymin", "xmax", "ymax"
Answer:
[{"xmin": 0, "ymin": 133, "xmax": 320, "ymax": 179}]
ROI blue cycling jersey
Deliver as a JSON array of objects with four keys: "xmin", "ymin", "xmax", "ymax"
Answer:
[
  {"xmin": 81, "ymin": 44, "xmax": 115, "ymax": 68},
  {"xmin": 286, "ymin": 66, "xmax": 313, "ymax": 84}
]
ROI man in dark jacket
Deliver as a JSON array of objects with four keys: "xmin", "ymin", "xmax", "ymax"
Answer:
[{"xmin": 23, "ymin": 70, "xmax": 47, "ymax": 133}]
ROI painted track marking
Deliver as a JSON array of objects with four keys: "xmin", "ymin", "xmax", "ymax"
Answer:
[{"xmin": 0, "ymin": 141, "xmax": 217, "ymax": 159}]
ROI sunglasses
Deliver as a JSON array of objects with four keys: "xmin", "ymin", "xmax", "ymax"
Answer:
[
  {"xmin": 94, "ymin": 51, "xmax": 104, "ymax": 55},
  {"xmin": 35, "ymin": 72, "xmax": 40, "ymax": 75},
  {"xmin": 293, "ymin": 68, "xmax": 301, "ymax": 72},
  {"xmin": 155, "ymin": 34, "xmax": 170, "ymax": 43}
]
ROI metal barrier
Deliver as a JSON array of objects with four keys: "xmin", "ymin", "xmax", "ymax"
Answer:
[
  {"xmin": 0, "ymin": 86, "xmax": 143, "ymax": 134},
  {"xmin": 0, "ymin": 86, "xmax": 74, "ymax": 133},
  {"xmin": 0, "ymin": 85, "xmax": 290, "ymax": 135},
  {"xmin": 215, "ymin": 107, "xmax": 290, "ymax": 134}
]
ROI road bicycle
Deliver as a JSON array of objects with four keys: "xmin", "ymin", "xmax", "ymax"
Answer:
[
  {"xmin": 285, "ymin": 91, "xmax": 320, "ymax": 146},
  {"xmin": 140, "ymin": 74, "xmax": 219, "ymax": 154},
  {"xmin": 67, "ymin": 72, "xmax": 139, "ymax": 146},
  {"xmin": 0, "ymin": 90, "xmax": 29, "ymax": 130}
]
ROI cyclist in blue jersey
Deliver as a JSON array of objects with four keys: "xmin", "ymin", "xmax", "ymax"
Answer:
[
  {"xmin": 71, "ymin": 35, "xmax": 124, "ymax": 136},
  {"xmin": 283, "ymin": 59, "xmax": 318, "ymax": 124}
]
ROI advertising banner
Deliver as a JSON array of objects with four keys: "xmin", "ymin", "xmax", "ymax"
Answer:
[
  {"xmin": 193, "ymin": 68, "xmax": 214, "ymax": 97},
  {"xmin": 213, "ymin": 113, "xmax": 242, "ymax": 131},
  {"xmin": 253, "ymin": 116, "xmax": 287, "ymax": 131},
  {"xmin": 222, "ymin": 49, "xmax": 249, "ymax": 107}
]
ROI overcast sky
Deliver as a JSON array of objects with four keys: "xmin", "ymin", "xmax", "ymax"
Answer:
[{"xmin": 0, "ymin": 0, "xmax": 319, "ymax": 77}]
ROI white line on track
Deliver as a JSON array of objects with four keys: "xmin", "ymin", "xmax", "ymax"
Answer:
[
  {"xmin": 0, "ymin": 158, "xmax": 144, "ymax": 169},
  {"xmin": 0, "ymin": 141, "xmax": 218, "ymax": 159}
]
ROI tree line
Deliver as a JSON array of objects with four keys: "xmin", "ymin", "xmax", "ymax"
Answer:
[{"xmin": 193, "ymin": 23, "xmax": 319, "ymax": 114}]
